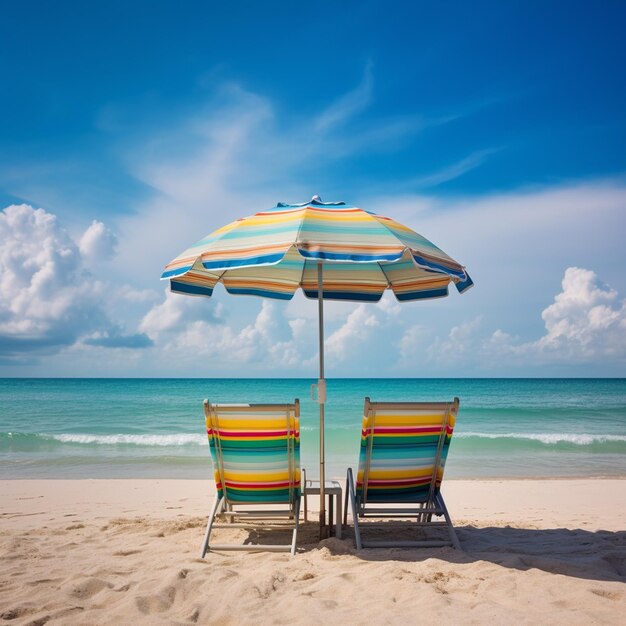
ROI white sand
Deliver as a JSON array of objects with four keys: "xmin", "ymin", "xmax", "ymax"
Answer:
[{"xmin": 1, "ymin": 479, "xmax": 625, "ymax": 624}]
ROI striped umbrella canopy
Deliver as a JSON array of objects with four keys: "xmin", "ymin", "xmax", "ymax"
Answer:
[
  {"xmin": 162, "ymin": 196, "xmax": 473, "ymax": 300},
  {"xmin": 161, "ymin": 196, "xmax": 473, "ymax": 536}
]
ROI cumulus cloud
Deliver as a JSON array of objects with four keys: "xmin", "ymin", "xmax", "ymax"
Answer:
[
  {"xmin": 426, "ymin": 317, "xmax": 483, "ymax": 366},
  {"xmin": 222, "ymin": 300, "xmax": 302, "ymax": 366},
  {"xmin": 0, "ymin": 204, "xmax": 148, "ymax": 360},
  {"xmin": 325, "ymin": 305, "xmax": 380, "ymax": 361},
  {"xmin": 324, "ymin": 294, "xmax": 402, "ymax": 363},
  {"xmin": 0, "ymin": 204, "xmax": 103, "ymax": 356},
  {"xmin": 139, "ymin": 288, "xmax": 222, "ymax": 337},
  {"xmin": 139, "ymin": 292, "xmax": 304, "ymax": 371},
  {"xmin": 434, "ymin": 267, "xmax": 626, "ymax": 370},
  {"xmin": 79, "ymin": 219, "xmax": 118, "ymax": 263},
  {"xmin": 522, "ymin": 267, "xmax": 626, "ymax": 361}
]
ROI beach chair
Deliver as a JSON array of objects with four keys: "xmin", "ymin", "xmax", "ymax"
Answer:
[
  {"xmin": 344, "ymin": 397, "xmax": 461, "ymax": 550},
  {"xmin": 200, "ymin": 399, "xmax": 302, "ymax": 556}
]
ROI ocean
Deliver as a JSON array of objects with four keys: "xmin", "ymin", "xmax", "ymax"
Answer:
[{"xmin": 1, "ymin": 378, "xmax": 625, "ymax": 480}]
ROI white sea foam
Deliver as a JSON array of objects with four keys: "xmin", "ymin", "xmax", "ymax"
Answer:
[
  {"xmin": 457, "ymin": 432, "xmax": 626, "ymax": 445},
  {"xmin": 50, "ymin": 433, "xmax": 208, "ymax": 446},
  {"xmin": 37, "ymin": 432, "xmax": 626, "ymax": 447}
]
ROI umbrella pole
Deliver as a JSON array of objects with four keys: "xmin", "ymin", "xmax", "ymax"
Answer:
[{"xmin": 317, "ymin": 261, "xmax": 329, "ymax": 539}]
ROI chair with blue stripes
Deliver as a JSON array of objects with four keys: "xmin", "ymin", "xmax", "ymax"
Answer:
[
  {"xmin": 200, "ymin": 399, "xmax": 302, "ymax": 556},
  {"xmin": 344, "ymin": 397, "xmax": 461, "ymax": 549}
]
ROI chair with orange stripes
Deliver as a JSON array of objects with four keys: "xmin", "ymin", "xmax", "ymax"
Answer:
[
  {"xmin": 200, "ymin": 399, "xmax": 302, "ymax": 556},
  {"xmin": 344, "ymin": 397, "xmax": 461, "ymax": 549}
]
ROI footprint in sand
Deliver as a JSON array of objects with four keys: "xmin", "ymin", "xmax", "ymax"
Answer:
[
  {"xmin": 589, "ymin": 588, "xmax": 622, "ymax": 601},
  {"xmin": 26, "ymin": 578, "xmax": 62, "ymax": 586},
  {"xmin": 254, "ymin": 572, "xmax": 285, "ymax": 599},
  {"xmin": 1, "ymin": 607, "xmax": 34, "ymax": 620},
  {"xmin": 187, "ymin": 607, "xmax": 200, "ymax": 623},
  {"xmin": 135, "ymin": 585, "xmax": 176, "ymax": 614},
  {"xmin": 66, "ymin": 577, "xmax": 113, "ymax": 599}
]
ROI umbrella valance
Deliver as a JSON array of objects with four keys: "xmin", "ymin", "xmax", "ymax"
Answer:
[{"xmin": 161, "ymin": 197, "xmax": 473, "ymax": 302}]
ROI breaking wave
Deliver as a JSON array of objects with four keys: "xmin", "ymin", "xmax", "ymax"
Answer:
[
  {"xmin": 456, "ymin": 432, "xmax": 626, "ymax": 445},
  {"xmin": 0, "ymin": 432, "xmax": 207, "ymax": 448}
]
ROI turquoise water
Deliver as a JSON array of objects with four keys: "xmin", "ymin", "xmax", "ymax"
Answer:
[{"xmin": 0, "ymin": 378, "xmax": 625, "ymax": 479}]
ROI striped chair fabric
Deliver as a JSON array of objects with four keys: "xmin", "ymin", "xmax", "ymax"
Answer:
[
  {"xmin": 356, "ymin": 400, "xmax": 457, "ymax": 505},
  {"xmin": 205, "ymin": 403, "xmax": 301, "ymax": 505}
]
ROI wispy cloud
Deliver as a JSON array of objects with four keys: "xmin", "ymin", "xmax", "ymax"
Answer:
[
  {"xmin": 315, "ymin": 61, "xmax": 374, "ymax": 132},
  {"xmin": 83, "ymin": 330, "xmax": 153, "ymax": 349},
  {"xmin": 409, "ymin": 148, "xmax": 499, "ymax": 188},
  {"xmin": 113, "ymin": 72, "xmax": 457, "ymax": 285}
]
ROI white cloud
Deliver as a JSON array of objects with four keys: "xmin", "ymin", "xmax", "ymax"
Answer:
[
  {"xmin": 426, "ymin": 317, "xmax": 483, "ymax": 366},
  {"xmin": 225, "ymin": 300, "xmax": 302, "ymax": 366},
  {"xmin": 524, "ymin": 267, "xmax": 626, "ymax": 361},
  {"xmin": 325, "ymin": 305, "xmax": 380, "ymax": 361},
  {"xmin": 427, "ymin": 267, "xmax": 626, "ymax": 370},
  {"xmin": 324, "ymin": 294, "xmax": 402, "ymax": 363},
  {"xmin": 0, "ymin": 204, "xmax": 149, "ymax": 360},
  {"xmin": 0, "ymin": 204, "xmax": 103, "ymax": 355},
  {"xmin": 79, "ymin": 219, "xmax": 118, "ymax": 263},
  {"xmin": 288, "ymin": 317, "xmax": 307, "ymax": 339},
  {"xmin": 139, "ymin": 288, "xmax": 222, "ymax": 337},
  {"xmin": 139, "ymin": 294, "xmax": 305, "ymax": 371},
  {"xmin": 370, "ymin": 179, "xmax": 626, "ymax": 353}
]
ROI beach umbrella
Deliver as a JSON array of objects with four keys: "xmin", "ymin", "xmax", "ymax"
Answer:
[{"xmin": 161, "ymin": 196, "xmax": 473, "ymax": 537}]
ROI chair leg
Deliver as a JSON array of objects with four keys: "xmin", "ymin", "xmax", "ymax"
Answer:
[
  {"xmin": 436, "ymin": 492, "xmax": 462, "ymax": 550},
  {"xmin": 343, "ymin": 469, "xmax": 350, "ymax": 526},
  {"xmin": 290, "ymin": 499, "xmax": 301, "ymax": 556},
  {"xmin": 302, "ymin": 468, "xmax": 308, "ymax": 522},
  {"xmin": 346, "ymin": 468, "xmax": 362, "ymax": 550},
  {"xmin": 200, "ymin": 495, "xmax": 223, "ymax": 558}
]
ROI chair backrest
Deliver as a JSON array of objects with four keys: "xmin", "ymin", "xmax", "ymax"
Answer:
[
  {"xmin": 204, "ymin": 400, "xmax": 300, "ymax": 507},
  {"xmin": 356, "ymin": 398, "xmax": 459, "ymax": 506}
]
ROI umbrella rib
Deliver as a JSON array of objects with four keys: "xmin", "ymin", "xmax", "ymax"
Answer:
[
  {"xmin": 369, "ymin": 213, "xmax": 465, "ymax": 275},
  {"xmin": 377, "ymin": 261, "xmax": 393, "ymax": 289}
]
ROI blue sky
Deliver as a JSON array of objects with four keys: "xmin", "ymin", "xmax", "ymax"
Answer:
[{"xmin": 1, "ymin": 1, "xmax": 625, "ymax": 376}]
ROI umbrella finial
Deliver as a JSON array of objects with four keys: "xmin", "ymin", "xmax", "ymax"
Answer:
[{"xmin": 311, "ymin": 195, "xmax": 322, "ymax": 203}]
